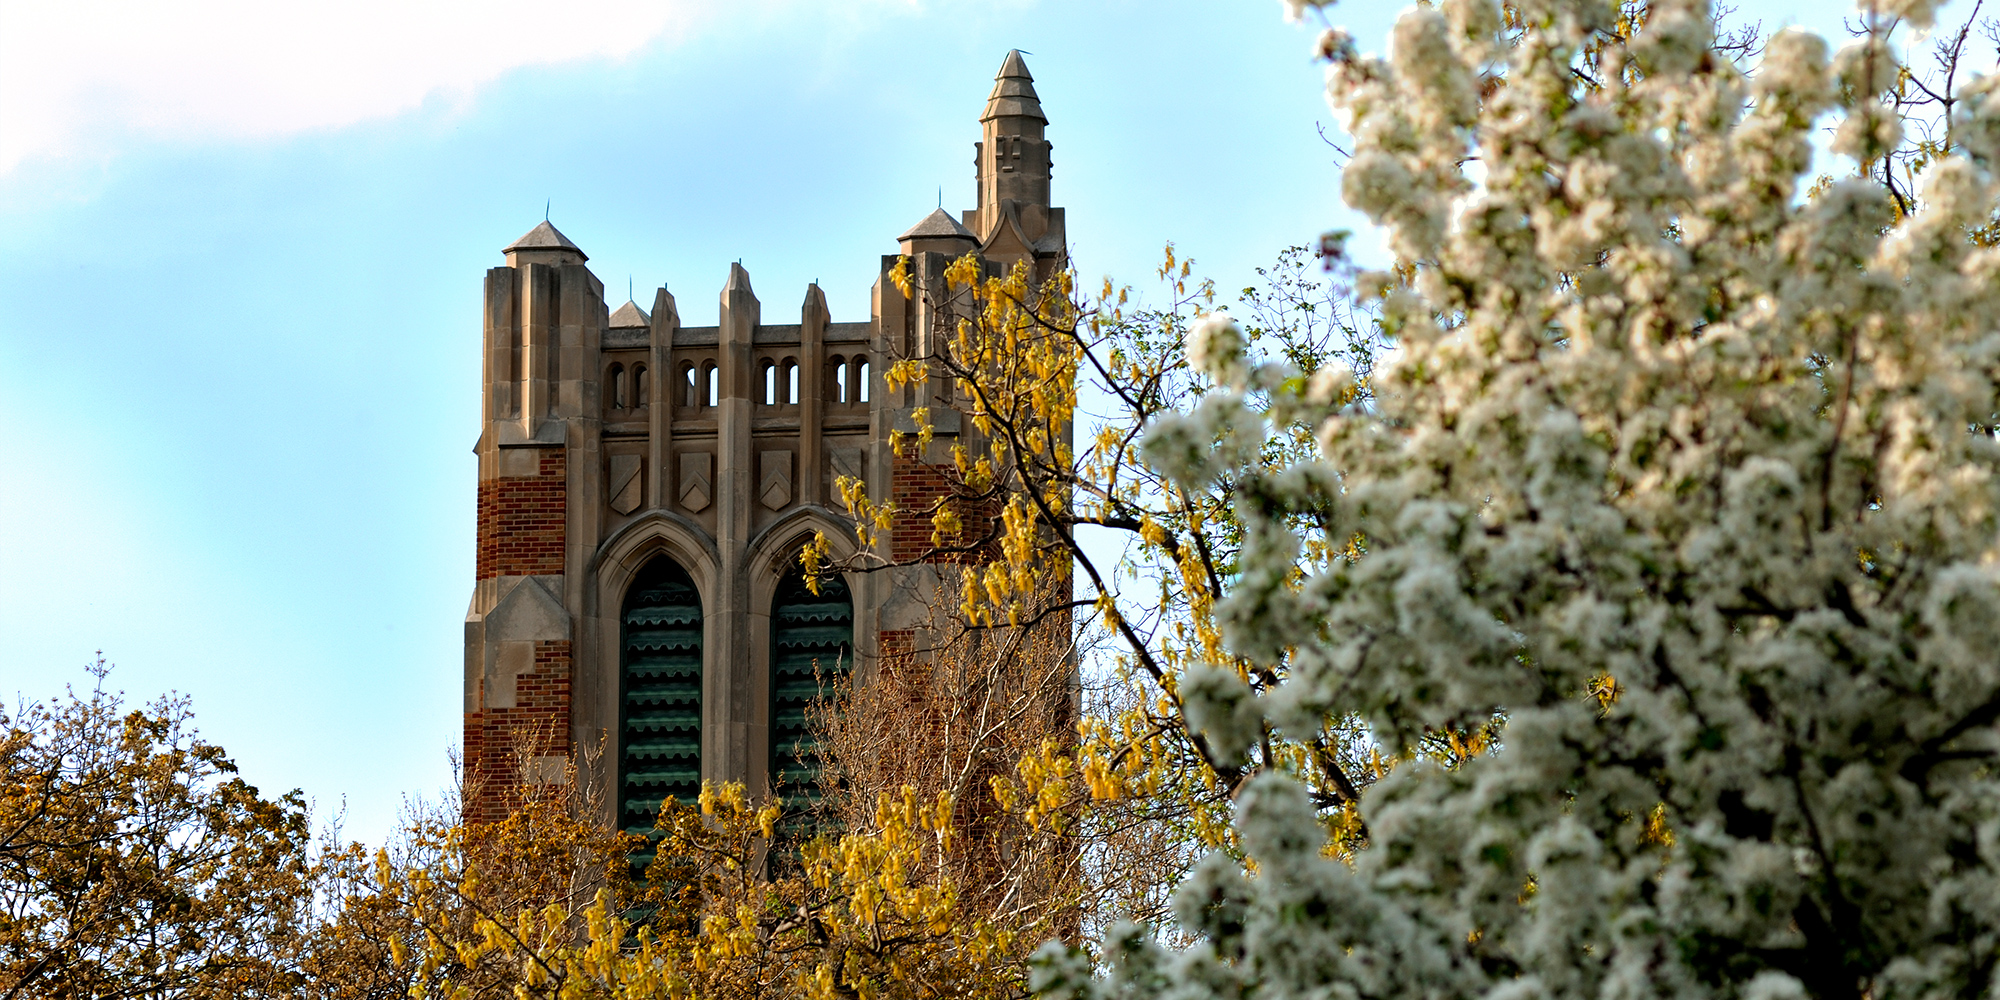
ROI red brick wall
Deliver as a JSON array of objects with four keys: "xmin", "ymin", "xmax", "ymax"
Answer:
[
  {"xmin": 889, "ymin": 453, "xmax": 997, "ymax": 564},
  {"xmin": 878, "ymin": 628, "xmax": 917, "ymax": 660},
  {"xmin": 476, "ymin": 449, "xmax": 567, "ymax": 580},
  {"xmin": 468, "ymin": 446, "xmax": 572, "ymax": 822},
  {"xmin": 463, "ymin": 638, "xmax": 572, "ymax": 823}
]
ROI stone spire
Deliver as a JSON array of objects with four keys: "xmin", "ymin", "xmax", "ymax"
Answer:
[
  {"xmin": 973, "ymin": 51, "xmax": 1052, "ymax": 219},
  {"xmin": 981, "ymin": 50, "xmax": 1046, "ymax": 124},
  {"xmin": 962, "ymin": 50, "xmax": 1064, "ymax": 267}
]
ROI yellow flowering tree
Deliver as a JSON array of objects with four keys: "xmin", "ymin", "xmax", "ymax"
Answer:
[
  {"xmin": 0, "ymin": 660, "xmax": 319, "ymax": 1000},
  {"xmin": 807, "ymin": 238, "xmax": 1407, "ymax": 893},
  {"xmin": 360, "ymin": 777, "xmax": 1049, "ymax": 1000}
]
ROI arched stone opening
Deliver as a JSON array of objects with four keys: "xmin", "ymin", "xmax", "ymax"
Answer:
[
  {"xmin": 619, "ymin": 556, "xmax": 704, "ymax": 860},
  {"xmin": 768, "ymin": 567, "xmax": 854, "ymax": 822}
]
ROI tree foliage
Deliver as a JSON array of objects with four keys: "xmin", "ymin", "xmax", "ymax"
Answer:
[
  {"xmin": 0, "ymin": 659, "xmax": 315, "ymax": 1000},
  {"xmin": 1, "ymin": 640, "xmax": 1085, "ymax": 1000},
  {"xmin": 1009, "ymin": 0, "xmax": 2000, "ymax": 998},
  {"xmin": 26, "ymin": 0, "xmax": 2000, "ymax": 996},
  {"xmin": 371, "ymin": 616, "xmax": 1089, "ymax": 1000}
]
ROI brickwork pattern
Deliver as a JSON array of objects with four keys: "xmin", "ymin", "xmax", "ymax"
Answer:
[
  {"xmin": 877, "ymin": 628, "xmax": 917, "ymax": 661},
  {"xmin": 463, "ymin": 639, "xmax": 573, "ymax": 823},
  {"xmin": 476, "ymin": 449, "xmax": 568, "ymax": 580},
  {"xmin": 889, "ymin": 454, "xmax": 999, "ymax": 565}
]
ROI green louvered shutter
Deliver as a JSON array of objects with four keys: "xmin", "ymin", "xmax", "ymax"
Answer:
[
  {"xmin": 769, "ymin": 571, "xmax": 853, "ymax": 826},
  {"xmin": 620, "ymin": 558, "xmax": 703, "ymax": 872}
]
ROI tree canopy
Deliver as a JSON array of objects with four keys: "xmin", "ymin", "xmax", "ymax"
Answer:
[
  {"xmin": 1017, "ymin": 0, "xmax": 2000, "ymax": 999},
  {"xmin": 16, "ymin": 0, "xmax": 2000, "ymax": 997}
]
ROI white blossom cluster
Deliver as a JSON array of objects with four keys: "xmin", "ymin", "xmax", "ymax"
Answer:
[{"xmin": 1047, "ymin": 1, "xmax": 2000, "ymax": 999}]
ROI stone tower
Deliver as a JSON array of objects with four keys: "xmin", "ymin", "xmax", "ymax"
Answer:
[{"xmin": 462, "ymin": 51, "xmax": 1068, "ymax": 833}]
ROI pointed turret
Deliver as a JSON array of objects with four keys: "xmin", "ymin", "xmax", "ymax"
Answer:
[
  {"xmin": 608, "ymin": 299, "xmax": 651, "ymax": 329},
  {"xmin": 503, "ymin": 220, "xmax": 588, "ymax": 268},
  {"xmin": 982, "ymin": 50, "xmax": 1047, "ymax": 124},
  {"xmin": 960, "ymin": 50, "xmax": 1065, "ymax": 269}
]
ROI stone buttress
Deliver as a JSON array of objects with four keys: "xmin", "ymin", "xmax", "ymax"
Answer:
[{"xmin": 463, "ymin": 51, "xmax": 1068, "ymax": 830}]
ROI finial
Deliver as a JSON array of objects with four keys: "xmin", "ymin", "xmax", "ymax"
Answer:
[
  {"xmin": 938, "ymin": 186, "xmax": 942, "ymax": 208},
  {"xmin": 544, "ymin": 199, "xmax": 550, "ymax": 222},
  {"xmin": 629, "ymin": 275, "xmax": 633, "ymax": 301}
]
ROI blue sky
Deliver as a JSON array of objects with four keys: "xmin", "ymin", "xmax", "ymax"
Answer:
[{"xmin": 0, "ymin": 0, "xmax": 1865, "ymax": 844}]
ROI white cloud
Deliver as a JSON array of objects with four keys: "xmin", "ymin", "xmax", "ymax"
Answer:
[{"xmin": 0, "ymin": 0, "xmax": 707, "ymax": 172}]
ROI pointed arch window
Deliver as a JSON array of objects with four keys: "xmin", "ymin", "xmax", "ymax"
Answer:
[
  {"xmin": 769, "ymin": 568, "xmax": 853, "ymax": 825},
  {"xmin": 620, "ymin": 557, "xmax": 704, "ymax": 870}
]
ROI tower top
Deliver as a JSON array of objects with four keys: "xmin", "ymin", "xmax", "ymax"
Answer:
[
  {"xmin": 965, "ymin": 49, "xmax": 1059, "ymax": 253},
  {"xmin": 898, "ymin": 207, "xmax": 976, "ymax": 241},
  {"xmin": 898, "ymin": 207, "xmax": 979, "ymax": 257},
  {"xmin": 982, "ymin": 50, "xmax": 1045, "ymax": 124},
  {"xmin": 608, "ymin": 300, "xmax": 651, "ymax": 329},
  {"xmin": 504, "ymin": 220, "xmax": 587, "ymax": 267}
]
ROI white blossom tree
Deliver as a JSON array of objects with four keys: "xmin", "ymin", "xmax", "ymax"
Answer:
[{"xmin": 1032, "ymin": 0, "xmax": 2000, "ymax": 997}]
